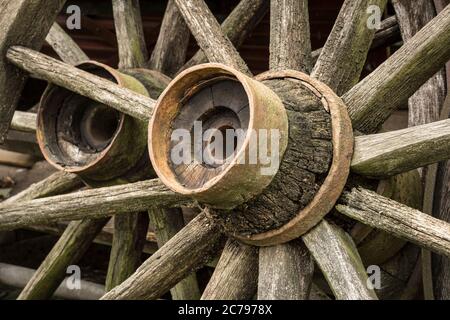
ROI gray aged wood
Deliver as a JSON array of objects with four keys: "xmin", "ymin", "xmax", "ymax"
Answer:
[
  {"xmin": 311, "ymin": 16, "xmax": 400, "ymax": 63},
  {"xmin": 351, "ymin": 119, "xmax": 450, "ymax": 178},
  {"xmin": 202, "ymin": 239, "xmax": 258, "ymax": 300},
  {"xmin": 46, "ymin": 23, "xmax": 89, "ymax": 65},
  {"xmin": 10, "ymin": 111, "xmax": 37, "ymax": 133},
  {"xmin": 0, "ymin": 0, "xmax": 66, "ymax": 143},
  {"xmin": 392, "ymin": 0, "xmax": 446, "ymax": 127},
  {"xmin": 392, "ymin": 0, "xmax": 447, "ymax": 300},
  {"xmin": 312, "ymin": 0, "xmax": 388, "ymax": 96},
  {"xmin": 18, "ymin": 218, "xmax": 109, "ymax": 300},
  {"xmin": 270, "ymin": 0, "xmax": 311, "ymax": 72},
  {"xmin": 148, "ymin": 0, "xmax": 190, "ymax": 76},
  {"xmin": 101, "ymin": 212, "xmax": 224, "ymax": 299},
  {"xmin": 344, "ymin": 5, "xmax": 450, "ymax": 133},
  {"xmin": 3, "ymin": 171, "xmax": 82, "ymax": 205},
  {"xmin": 112, "ymin": 0, "xmax": 148, "ymax": 69},
  {"xmin": 303, "ymin": 220, "xmax": 378, "ymax": 300},
  {"xmin": 0, "ymin": 179, "xmax": 190, "ymax": 231},
  {"xmin": 149, "ymin": 207, "xmax": 201, "ymax": 300},
  {"xmin": 105, "ymin": 212, "xmax": 149, "ymax": 291},
  {"xmin": 6, "ymin": 46, "xmax": 156, "ymax": 121},
  {"xmin": 180, "ymin": 0, "xmax": 269, "ymax": 72},
  {"xmin": 174, "ymin": 0, "xmax": 251, "ymax": 75},
  {"xmin": 337, "ymin": 188, "xmax": 450, "ymax": 258},
  {"xmin": 258, "ymin": 240, "xmax": 313, "ymax": 300}
]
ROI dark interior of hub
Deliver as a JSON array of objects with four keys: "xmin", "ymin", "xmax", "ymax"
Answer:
[
  {"xmin": 170, "ymin": 78, "xmax": 250, "ymax": 189},
  {"xmin": 40, "ymin": 68, "xmax": 122, "ymax": 168}
]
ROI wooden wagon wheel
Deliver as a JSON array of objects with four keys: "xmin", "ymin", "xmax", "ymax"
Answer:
[{"xmin": 1, "ymin": 0, "xmax": 450, "ymax": 300}]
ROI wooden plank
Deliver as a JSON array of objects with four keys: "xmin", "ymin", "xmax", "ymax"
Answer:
[
  {"xmin": 270, "ymin": 0, "xmax": 311, "ymax": 72},
  {"xmin": 0, "ymin": 0, "xmax": 66, "ymax": 143},
  {"xmin": 258, "ymin": 240, "xmax": 313, "ymax": 300},
  {"xmin": 0, "ymin": 149, "xmax": 35, "ymax": 168},
  {"xmin": 112, "ymin": 0, "xmax": 148, "ymax": 69},
  {"xmin": 149, "ymin": 207, "xmax": 201, "ymax": 300},
  {"xmin": 174, "ymin": 0, "xmax": 251, "ymax": 75},
  {"xmin": 6, "ymin": 46, "xmax": 155, "ymax": 121},
  {"xmin": 180, "ymin": 0, "xmax": 268, "ymax": 72},
  {"xmin": 351, "ymin": 119, "xmax": 450, "ymax": 178},
  {"xmin": 0, "ymin": 179, "xmax": 190, "ymax": 231},
  {"xmin": 101, "ymin": 212, "xmax": 224, "ymax": 299},
  {"xmin": 202, "ymin": 239, "xmax": 258, "ymax": 300},
  {"xmin": 312, "ymin": 0, "xmax": 388, "ymax": 96},
  {"xmin": 148, "ymin": 0, "xmax": 190, "ymax": 77},
  {"xmin": 337, "ymin": 187, "xmax": 450, "ymax": 258},
  {"xmin": 10, "ymin": 111, "xmax": 36, "ymax": 133},
  {"xmin": 303, "ymin": 220, "xmax": 378, "ymax": 300},
  {"xmin": 344, "ymin": 5, "xmax": 450, "ymax": 133},
  {"xmin": 105, "ymin": 212, "xmax": 149, "ymax": 291},
  {"xmin": 17, "ymin": 218, "xmax": 109, "ymax": 300},
  {"xmin": 46, "ymin": 23, "xmax": 89, "ymax": 65}
]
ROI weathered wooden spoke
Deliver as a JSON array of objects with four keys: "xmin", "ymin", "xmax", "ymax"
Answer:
[
  {"xmin": 0, "ymin": 179, "xmax": 189, "ymax": 231},
  {"xmin": 180, "ymin": 0, "xmax": 269, "ymax": 72},
  {"xmin": 351, "ymin": 119, "xmax": 450, "ymax": 178},
  {"xmin": 101, "ymin": 212, "xmax": 224, "ymax": 299},
  {"xmin": 202, "ymin": 239, "xmax": 258, "ymax": 300},
  {"xmin": 0, "ymin": 0, "xmax": 66, "ymax": 142},
  {"xmin": 148, "ymin": 0, "xmax": 190, "ymax": 76},
  {"xmin": 337, "ymin": 188, "xmax": 450, "ymax": 258},
  {"xmin": 6, "ymin": 47, "xmax": 156, "ymax": 120},
  {"xmin": 312, "ymin": 0, "xmax": 388, "ymax": 95},
  {"xmin": 112, "ymin": 0, "xmax": 148, "ymax": 69},
  {"xmin": 174, "ymin": 0, "xmax": 251, "ymax": 74},
  {"xmin": 2, "ymin": 0, "xmax": 450, "ymax": 302}
]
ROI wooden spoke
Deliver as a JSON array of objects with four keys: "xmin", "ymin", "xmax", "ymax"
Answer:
[
  {"xmin": 112, "ymin": 0, "xmax": 148, "ymax": 69},
  {"xmin": 6, "ymin": 46, "xmax": 156, "ymax": 121},
  {"xmin": 46, "ymin": 23, "xmax": 89, "ymax": 65},
  {"xmin": 174, "ymin": 0, "xmax": 250, "ymax": 74},
  {"xmin": 337, "ymin": 187, "xmax": 450, "ymax": 258},
  {"xmin": 105, "ymin": 213, "xmax": 149, "ymax": 291},
  {"xmin": 270, "ymin": 0, "xmax": 311, "ymax": 72},
  {"xmin": 344, "ymin": 5, "xmax": 450, "ymax": 133},
  {"xmin": 148, "ymin": 0, "xmax": 190, "ymax": 76},
  {"xmin": 18, "ymin": 218, "xmax": 109, "ymax": 300},
  {"xmin": 0, "ymin": 179, "xmax": 190, "ymax": 231},
  {"xmin": 312, "ymin": 0, "xmax": 388, "ymax": 95},
  {"xmin": 0, "ymin": 0, "xmax": 66, "ymax": 143},
  {"xmin": 180, "ymin": 0, "xmax": 269, "ymax": 72},
  {"xmin": 10, "ymin": 111, "xmax": 37, "ymax": 133},
  {"xmin": 303, "ymin": 220, "xmax": 378, "ymax": 300},
  {"xmin": 101, "ymin": 212, "xmax": 224, "ymax": 299},
  {"xmin": 149, "ymin": 208, "xmax": 201, "ymax": 300},
  {"xmin": 392, "ymin": 0, "xmax": 446, "ymax": 127},
  {"xmin": 3, "ymin": 171, "xmax": 82, "ymax": 204},
  {"xmin": 258, "ymin": 240, "xmax": 313, "ymax": 300},
  {"xmin": 311, "ymin": 16, "xmax": 400, "ymax": 64},
  {"xmin": 351, "ymin": 119, "xmax": 450, "ymax": 178},
  {"xmin": 202, "ymin": 239, "xmax": 258, "ymax": 300}
]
